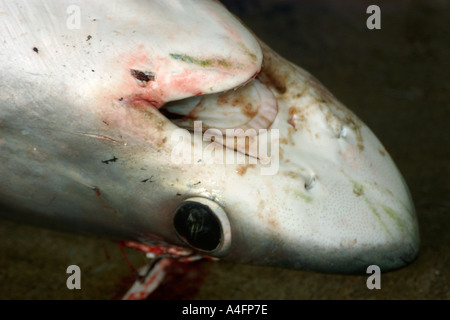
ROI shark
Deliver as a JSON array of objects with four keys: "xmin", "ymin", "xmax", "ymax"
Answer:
[{"xmin": 0, "ymin": 0, "xmax": 419, "ymax": 281}]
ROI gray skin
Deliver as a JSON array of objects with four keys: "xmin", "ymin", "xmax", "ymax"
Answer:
[{"xmin": 0, "ymin": 0, "xmax": 419, "ymax": 274}]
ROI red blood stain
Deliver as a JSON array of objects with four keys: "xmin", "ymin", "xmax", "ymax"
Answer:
[
  {"xmin": 93, "ymin": 187, "xmax": 120, "ymax": 216},
  {"xmin": 146, "ymin": 259, "xmax": 213, "ymax": 300},
  {"xmin": 117, "ymin": 241, "xmax": 141, "ymax": 277},
  {"xmin": 123, "ymin": 241, "xmax": 167, "ymax": 256},
  {"xmin": 114, "ymin": 241, "xmax": 213, "ymax": 299}
]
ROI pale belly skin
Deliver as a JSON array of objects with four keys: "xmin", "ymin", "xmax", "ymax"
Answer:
[{"xmin": 0, "ymin": 0, "xmax": 419, "ymax": 273}]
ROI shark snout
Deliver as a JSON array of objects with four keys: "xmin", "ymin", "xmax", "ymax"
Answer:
[{"xmin": 219, "ymin": 149, "xmax": 420, "ymax": 273}]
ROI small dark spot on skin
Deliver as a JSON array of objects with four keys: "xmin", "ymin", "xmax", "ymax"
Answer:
[
  {"xmin": 378, "ymin": 148, "xmax": 386, "ymax": 156},
  {"xmin": 91, "ymin": 70, "xmax": 95, "ymax": 72},
  {"xmin": 176, "ymin": 192, "xmax": 182, "ymax": 196},
  {"xmin": 193, "ymin": 181, "xmax": 201, "ymax": 185},
  {"xmin": 141, "ymin": 176, "xmax": 154, "ymax": 183},
  {"xmin": 118, "ymin": 97, "xmax": 123, "ymax": 102},
  {"xmin": 86, "ymin": 35, "xmax": 92, "ymax": 41},
  {"xmin": 295, "ymin": 92, "xmax": 305, "ymax": 99},
  {"xmin": 103, "ymin": 120, "xmax": 109, "ymax": 126},
  {"xmin": 32, "ymin": 47, "xmax": 38, "ymax": 53},
  {"xmin": 130, "ymin": 69, "xmax": 155, "ymax": 82},
  {"xmin": 101, "ymin": 156, "xmax": 118, "ymax": 164}
]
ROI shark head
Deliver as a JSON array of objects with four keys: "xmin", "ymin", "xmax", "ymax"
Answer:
[{"xmin": 0, "ymin": 0, "xmax": 419, "ymax": 274}]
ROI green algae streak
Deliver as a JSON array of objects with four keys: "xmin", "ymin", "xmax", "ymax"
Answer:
[
  {"xmin": 294, "ymin": 191, "xmax": 313, "ymax": 203},
  {"xmin": 169, "ymin": 53, "xmax": 232, "ymax": 69}
]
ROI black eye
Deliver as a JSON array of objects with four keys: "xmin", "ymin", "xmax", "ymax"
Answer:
[
  {"xmin": 174, "ymin": 201, "xmax": 221, "ymax": 251},
  {"xmin": 173, "ymin": 197, "xmax": 231, "ymax": 256}
]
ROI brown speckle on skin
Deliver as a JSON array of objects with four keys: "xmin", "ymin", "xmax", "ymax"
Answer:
[
  {"xmin": 236, "ymin": 164, "xmax": 255, "ymax": 176},
  {"xmin": 218, "ymin": 95, "xmax": 229, "ymax": 105},
  {"xmin": 340, "ymin": 238, "xmax": 358, "ymax": 248},
  {"xmin": 267, "ymin": 214, "xmax": 279, "ymax": 229},
  {"xmin": 242, "ymin": 103, "xmax": 257, "ymax": 117},
  {"xmin": 378, "ymin": 147, "xmax": 386, "ymax": 156},
  {"xmin": 278, "ymin": 148, "xmax": 284, "ymax": 161},
  {"xmin": 256, "ymin": 200, "xmax": 279, "ymax": 229},
  {"xmin": 356, "ymin": 135, "xmax": 364, "ymax": 152},
  {"xmin": 286, "ymin": 126, "xmax": 295, "ymax": 145},
  {"xmin": 294, "ymin": 87, "xmax": 307, "ymax": 99},
  {"xmin": 32, "ymin": 47, "xmax": 38, "ymax": 53}
]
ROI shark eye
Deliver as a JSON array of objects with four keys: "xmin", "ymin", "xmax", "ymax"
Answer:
[{"xmin": 173, "ymin": 197, "xmax": 231, "ymax": 257}]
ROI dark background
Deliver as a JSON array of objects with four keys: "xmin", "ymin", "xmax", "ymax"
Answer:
[{"xmin": 0, "ymin": 0, "xmax": 448, "ymax": 299}]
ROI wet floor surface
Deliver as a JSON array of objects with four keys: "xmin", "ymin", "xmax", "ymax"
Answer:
[{"xmin": 0, "ymin": 0, "xmax": 448, "ymax": 299}]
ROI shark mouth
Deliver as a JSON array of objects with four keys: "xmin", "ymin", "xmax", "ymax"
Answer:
[
  {"xmin": 158, "ymin": 76, "xmax": 278, "ymax": 159},
  {"xmin": 160, "ymin": 78, "xmax": 278, "ymax": 135}
]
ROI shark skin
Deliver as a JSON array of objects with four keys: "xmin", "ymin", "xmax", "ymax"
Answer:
[{"xmin": 0, "ymin": 0, "xmax": 419, "ymax": 275}]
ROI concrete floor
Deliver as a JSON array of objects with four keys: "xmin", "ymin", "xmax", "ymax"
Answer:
[{"xmin": 0, "ymin": 0, "xmax": 448, "ymax": 299}]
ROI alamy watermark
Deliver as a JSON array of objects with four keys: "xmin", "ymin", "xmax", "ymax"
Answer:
[
  {"xmin": 66, "ymin": 5, "xmax": 81, "ymax": 30},
  {"xmin": 66, "ymin": 265, "xmax": 81, "ymax": 290},
  {"xmin": 170, "ymin": 121, "xmax": 280, "ymax": 176},
  {"xmin": 367, "ymin": 5, "xmax": 381, "ymax": 30},
  {"xmin": 366, "ymin": 265, "xmax": 381, "ymax": 289}
]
